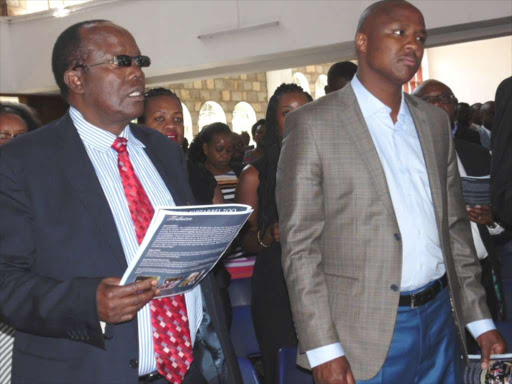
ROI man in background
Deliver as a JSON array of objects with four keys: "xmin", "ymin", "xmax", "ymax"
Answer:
[
  {"xmin": 477, "ymin": 101, "xmax": 495, "ymax": 150},
  {"xmin": 471, "ymin": 102, "xmax": 483, "ymax": 128},
  {"xmin": 414, "ymin": 80, "xmax": 481, "ymax": 145},
  {"xmin": 324, "ymin": 61, "xmax": 358, "ymax": 94},
  {"xmin": 414, "ymin": 79, "xmax": 505, "ymax": 323}
]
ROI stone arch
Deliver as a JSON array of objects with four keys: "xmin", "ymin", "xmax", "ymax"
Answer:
[
  {"xmin": 198, "ymin": 101, "xmax": 227, "ymax": 130},
  {"xmin": 181, "ymin": 103, "xmax": 193, "ymax": 142},
  {"xmin": 232, "ymin": 102, "xmax": 257, "ymax": 144},
  {"xmin": 315, "ymin": 74, "xmax": 328, "ymax": 99},
  {"xmin": 292, "ymin": 72, "xmax": 311, "ymax": 94}
]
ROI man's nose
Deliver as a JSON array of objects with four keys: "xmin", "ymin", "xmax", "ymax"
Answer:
[
  {"xmin": 127, "ymin": 61, "xmax": 145, "ymax": 82},
  {"xmin": 404, "ymin": 36, "xmax": 421, "ymax": 52}
]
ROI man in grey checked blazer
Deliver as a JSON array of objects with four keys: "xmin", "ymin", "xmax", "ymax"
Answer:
[{"xmin": 276, "ymin": 1, "xmax": 506, "ymax": 383}]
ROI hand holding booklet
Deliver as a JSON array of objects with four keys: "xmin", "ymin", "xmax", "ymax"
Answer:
[
  {"xmin": 464, "ymin": 354, "xmax": 512, "ymax": 384},
  {"xmin": 120, "ymin": 204, "xmax": 253, "ymax": 298},
  {"xmin": 461, "ymin": 175, "xmax": 491, "ymax": 206}
]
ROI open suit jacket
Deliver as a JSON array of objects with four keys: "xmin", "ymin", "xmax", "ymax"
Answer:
[
  {"xmin": 276, "ymin": 84, "xmax": 490, "ymax": 381},
  {"xmin": 0, "ymin": 113, "xmax": 242, "ymax": 384}
]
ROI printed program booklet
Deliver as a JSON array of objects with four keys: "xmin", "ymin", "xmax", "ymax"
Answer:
[
  {"xmin": 120, "ymin": 204, "xmax": 252, "ymax": 298},
  {"xmin": 461, "ymin": 175, "xmax": 491, "ymax": 206},
  {"xmin": 464, "ymin": 354, "xmax": 512, "ymax": 384}
]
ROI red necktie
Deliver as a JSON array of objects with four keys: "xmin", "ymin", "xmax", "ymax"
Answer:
[{"xmin": 112, "ymin": 137, "xmax": 193, "ymax": 384}]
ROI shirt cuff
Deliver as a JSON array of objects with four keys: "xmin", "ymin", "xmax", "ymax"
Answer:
[
  {"xmin": 487, "ymin": 223, "xmax": 505, "ymax": 236},
  {"xmin": 306, "ymin": 342, "xmax": 345, "ymax": 368},
  {"xmin": 466, "ymin": 319, "xmax": 496, "ymax": 340}
]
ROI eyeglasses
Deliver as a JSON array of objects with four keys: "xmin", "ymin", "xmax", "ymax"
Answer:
[
  {"xmin": 72, "ymin": 55, "xmax": 151, "ymax": 71},
  {"xmin": 422, "ymin": 94, "xmax": 457, "ymax": 105},
  {"xmin": 0, "ymin": 132, "xmax": 25, "ymax": 140}
]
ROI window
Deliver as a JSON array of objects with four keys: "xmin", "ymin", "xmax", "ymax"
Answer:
[
  {"xmin": 232, "ymin": 102, "xmax": 257, "ymax": 144},
  {"xmin": 198, "ymin": 101, "xmax": 226, "ymax": 130},
  {"xmin": 292, "ymin": 72, "xmax": 311, "ymax": 94},
  {"xmin": 6, "ymin": 0, "xmax": 91, "ymax": 16},
  {"xmin": 315, "ymin": 75, "xmax": 328, "ymax": 99},
  {"xmin": 0, "ymin": 96, "xmax": 20, "ymax": 103},
  {"xmin": 182, "ymin": 103, "xmax": 193, "ymax": 143}
]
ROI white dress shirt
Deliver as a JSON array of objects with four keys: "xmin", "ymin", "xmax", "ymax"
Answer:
[
  {"xmin": 306, "ymin": 77, "xmax": 495, "ymax": 368},
  {"xmin": 70, "ymin": 107, "xmax": 202, "ymax": 376}
]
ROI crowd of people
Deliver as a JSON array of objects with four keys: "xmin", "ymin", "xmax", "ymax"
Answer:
[{"xmin": 0, "ymin": 1, "xmax": 511, "ymax": 384}]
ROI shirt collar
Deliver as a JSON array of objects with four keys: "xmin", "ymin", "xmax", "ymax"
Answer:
[
  {"xmin": 69, "ymin": 106, "xmax": 145, "ymax": 152},
  {"xmin": 351, "ymin": 75, "xmax": 413, "ymax": 129}
]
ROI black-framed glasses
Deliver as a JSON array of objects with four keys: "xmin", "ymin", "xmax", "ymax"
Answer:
[
  {"xmin": 72, "ymin": 55, "xmax": 151, "ymax": 71},
  {"xmin": 422, "ymin": 94, "xmax": 457, "ymax": 105}
]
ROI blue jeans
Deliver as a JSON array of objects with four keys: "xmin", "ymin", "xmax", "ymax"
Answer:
[{"xmin": 358, "ymin": 287, "xmax": 463, "ymax": 384}]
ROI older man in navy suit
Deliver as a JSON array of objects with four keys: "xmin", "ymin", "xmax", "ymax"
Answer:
[{"xmin": 0, "ymin": 20, "xmax": 241, "ymax": 384}]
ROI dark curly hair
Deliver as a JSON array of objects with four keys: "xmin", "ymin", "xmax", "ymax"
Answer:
[
  {"xmin": 187, "ymin": 122, "xmax": 232, "ymax": 165},
  {"xmin": 258, "ymin": 83, "xmax": 312, "ymax": 230},
  {"xmin": 0, "ymin": 102, "xmax": 41, "ymax": 132}
]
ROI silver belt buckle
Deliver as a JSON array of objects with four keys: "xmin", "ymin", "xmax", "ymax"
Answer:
[{"xmin": 410, "ymin": 294, "xmax": 417, "ymax": 309}]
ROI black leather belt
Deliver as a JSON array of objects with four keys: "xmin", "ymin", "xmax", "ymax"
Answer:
[
  {"xmin": 398, "ymin": 274, "xmax": 448, "ymax": 308},
  {"xmin": 139, "ymin": 372, "xmax": 164, "ymax": 383}
]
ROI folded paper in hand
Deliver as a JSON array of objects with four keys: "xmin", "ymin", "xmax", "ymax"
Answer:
[
  {"xmin": 461, "ymin": 175, "xmax": 491, "ymax": 206},
  {"xmin": 120, "ymin": 204, "xmax": 252, "ymax": 298}
]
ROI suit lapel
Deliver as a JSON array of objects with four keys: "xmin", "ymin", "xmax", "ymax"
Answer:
[
  {"xmin": 55, "ymin": 114, "xmax": 127, "ymax": 269},
  {"xmin": 405, "ymin": 95, "xmax": 444, "ymax": 227},
  {"xmin": 338, "ymin": 86, "xmax": 397, "ymax": 218}
]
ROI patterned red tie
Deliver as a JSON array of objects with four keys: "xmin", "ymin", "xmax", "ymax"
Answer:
[{"xmin": 112, "ymin": 137, "xmax": 193, "ymax": 384}]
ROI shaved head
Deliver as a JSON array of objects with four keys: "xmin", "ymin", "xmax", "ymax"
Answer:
[
  {"xmin": 354, "ymin": 0, "xmax": 426, "ymax": 94},
  {"xmin": 356, "ymin": 0, "xmax": 421, "ymax": 37},
  {"xmin": 413, "ymin": 79, "xmax": 453, "ymax": 99},
  {"xmin": 413, "ymin": 79, "xmax": 457, "ymax": 123}
]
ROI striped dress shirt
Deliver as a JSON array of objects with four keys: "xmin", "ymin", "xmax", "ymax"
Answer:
[
  {"xmin": 70, "ymin": 107, "xmax": 202, "ymax": 376},
  {"xmin": 0, "ymin": 323, "xmax": 14, "ymax": 383}
]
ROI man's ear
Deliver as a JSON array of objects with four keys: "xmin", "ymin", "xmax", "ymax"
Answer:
[
  {"xmin": 64, "ymin": 69, "xmax": 85, "ymax": 95},
  {"xmin": 202, "ymin": 143, "xmax": 208, "ymax": 156},
  {"xmin": 355, "ymin": 33, "xmax": 367, "ymax": 54}
]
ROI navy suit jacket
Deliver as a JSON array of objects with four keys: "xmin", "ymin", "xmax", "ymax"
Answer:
[
  {"xmin": 455, "ymin": 139, "xmax": 495, "ymax": 253},
  {"xmin": 0, "ymin": 113, "xmax": 241, "ymax": 383}
]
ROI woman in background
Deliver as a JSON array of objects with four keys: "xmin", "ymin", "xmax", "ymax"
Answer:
[
  {"xmin": 235, "ymin": 84, "xmax": 312, "ymax": 384},
  {"xmin": 140, "ymin": 89, "xmax": 224, "ymax": 204},
  {"xmin": 188, "ymin": 123, "xmax": 254, "ymax": 280},
  {"xmin": 243, "ymin": 119, "xmax": 266, "ymax": 164},
  {"xmin": 0, "ymin": 102, "xmax": 40, "ymax": 146},
  {"xmin": 139, "ymin": 87, "xmax": 185, "ymax": 144},
  {"xmin": 192, "ymin": 122, "xmax": 240, "ymax": 202}
]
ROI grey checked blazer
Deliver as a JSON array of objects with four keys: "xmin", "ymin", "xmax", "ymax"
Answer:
[{"xmin": 276, "ymin": 84, "xmax": 490, "ymax": 380}]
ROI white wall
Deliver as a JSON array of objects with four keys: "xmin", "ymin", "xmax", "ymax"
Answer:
[
  {"xmin": 0, "ymin": 0, "xmax": 511, "ymax": 94},
  {"xmin": 266, "ymin": 69, "xmax": 293, "ymax": 100},
  {"xmin": 427, "ymin": 36, "xmax": 512, "ymax": 104},
  {"xmin": 0, "ymin": 20, "xmax": 14, "ymax": 92}
]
